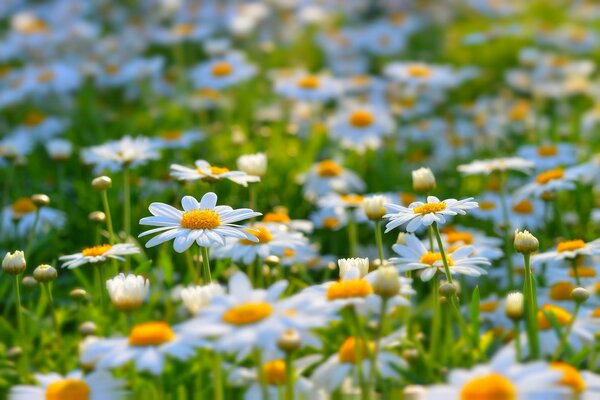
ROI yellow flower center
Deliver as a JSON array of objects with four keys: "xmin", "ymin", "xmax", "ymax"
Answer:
[
  {"xmin": 413, "ymin": 202, "xmax": 446, "ymax": 214},
  {"xmin": 37, "ymin": 71, "xmax": 55, "ymax": 83},
  {"xmin": 223, "ymin": 302, "xmax": 273, "ymax": 325},
  {"xmin": 263, "ymin": 212, "xmax": 291, "ymax": 223},
  {"xmin": 18, "ymin": 19, "xmax": 49, "ymax": 34},
  {"xmin": 261, "ymin": 360, "xmax": 287, "ymax": 386},
  {"xmin": 327, "ymin": 279, "xmax": 373, "ymax": 300},
  {"xmin": 24, "ymin": 111, "xmax": 45, "ymax": 126},
  {"xmin": 239, "ymin": 226, "xmax": 273, "ymax": 245},
  {"xmin": 419, "ymin": 252, "xmax": 453, "ymax": 266},
  {"xmin": 46, "ymin": 379, "xmax": 91, "ymax": 400},
  {"xmin": 209, "ymin": 166, "xmax": 230, "ymax": 175},
  {"xmin": 407, "ymin": 65, "xmax": 432, "ymax": 78},
  {"xmin": 557, "ymin": 239, "xmax": 585, "ymax": 253},
  {"xmin": 460, "ymin": 373, "xmax": 516, "ymax": 400},
  {"xmin": 341, "ymin": 194, "xmax": 364, "ymax": 205},
  {"xmin": 128, "ymin": 322, "xmax": 175, "ymax": 346},
  {"xmin": 549, "ymin": 281, "xmax": 575, "ymax": 301},
  {"xmin": 538, "ymin": 304, "xmax": 572, "ymax": 330},
  {"xmin": 400, "ymin": 193, "xmax": 417, "ymax": 206},
  {"xmin": 479, "ymin": 301, "xmax": 499, "ymax": 313},
  {"xmin": 537, "ymin": 145, "xmax": 558, "ymax": 157},
  {"xmin": 570, "ymin": 266, "xmax": 596, "ymax": 278},
  {"xmin": 536, "ymin": 168, "xmax": 564, "ymax": 184},
  {"xmin": 592, "ymin": 307, "xmax": 600, "ymax": 318},
  {"xmin": 283, "ymin": 248, "xmax": 295, "ymax": 258},
  {"xmin": 512, "ymin": 200, "xmax": 533, "ymax": 214},
  {"xmin": 551, "ymin": 362, "xmax": 586, "ymax": 393},
  {"xmin": 447, "ymin": 232, "xmax": 473, "ymax": 245},
  {"xmin": 348, "ymin": 110, "xmax": 375, "ymax": 128},
  {"xmin": 162, "ymin": 130, "xmax": 182, "ymax": 141},
  {"xmin": 173, "ymin": 23, "xmax": 195, "ymax": 36},
  {"xmin": 338, "ymin": 337, "xmax": 374, "ymax": 364},
  {"xmin": 508, "ymin": 101, "xmax": 529, "ymax": 121},
  {"xmin": 105, "ymin": 65, "xmax": 120, "ymax": 75},
  {"xmin": 323, "ymin": 217, "xmax": 339, "ymax": 230},
  {"xmin": 211, "ymin": 62, "xmax": 233, "ymax": 77},
  {"xmin": 297, "ymin": 75, "xmax": 320, "ymax": 89},
  {"xmin": 12, "ymin": 197, "xmax": 37, "ymax": 214},
  {"xmin": 180, "ymin": 209, "xmax": 221, "ymax": 230},
  {"xmin": 317, "ymin": 160, "xmax": 342, "ymax": 177},
  {"xmin": 81, "ymin": 244, "xmax": 112, "ymax": 257}
]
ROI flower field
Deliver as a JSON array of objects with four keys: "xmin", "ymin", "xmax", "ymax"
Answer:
[{"xmin": 2, "ymin": 0, "xmax": 600, "ymax": 399}]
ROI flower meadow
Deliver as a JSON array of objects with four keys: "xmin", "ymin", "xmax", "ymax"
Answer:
[{"xmin": 2, "ymin": 0, "xmax": 600, "ymax": 399}]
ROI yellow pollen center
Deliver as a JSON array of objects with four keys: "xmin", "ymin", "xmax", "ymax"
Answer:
[
  {"xmin": 162, "ymin": 130, "xmax": 182, "ymax": 141},
  {"xmin": 551, "ymin": 362, "xmax": 586, "ymax": 393},
  {"xmin": 401, "ymin": 193, "xmax": 417, "ymax": 206},
  {"xmin": 592, "ymin": 307, "xmax": 600, "ymax": 318},
  {"xmin": 46, "ymin": 379, "xmax": 91, "ymax": 400},
  {"xmin": 212, "ymin": 62, "xmax": 233, "ymax": 77},
  {"xmin": 413, "ymin": 202, "xmax": 446, "ymax": 214},
  {"xmin": 327, "ymin": 279, "xmax": 373, "ymax": 300},
  {"xmin": 297, "ymin": 75, "xmax": 320, "ymax": 89},
  {"xmin": 261, "ymin": 360, "xmax": 287, "ymax": 386},
  {"xmin": 537, "ymin": 145, "xmax": 558, "ymax": 157},
  {"xmin": 223, "ymin": 302, "xmax": 273, "ymax": 325},
  {"xmin": 570, "ymin": 266, "xmax": 596, "ymax": 278},
  {"xmin": 37, "ymin": 71, "xmax": 55, "ymax": 83},
  {"xmin": 538, "ymin": 304, "xmax": 572, "ymax": 330},
  {"xmin": 419, "ymin": 252, "xmax": 453, "ymax": 266},
  {"xmin": 105, "ymin": 65, "xmax": 120, "ymax": 75},
  {"xmin": 407, "ymin": 65, "xmax": 432, "ymax": 78},
  {"xmin": 317, "ymin": 160, "xmax": 342, "ymax": 177},
  {"xmin": 12, "ymin": 197, "xmax": 37, "ymax": 214},
  {"xmin": 341, "ymin": 194, "xmax": 364, "ymax": 205},
  {"xmin": 82, "ymin": 244, "xmax": 112, "ymax": 257},
  {"xmin": 24, "ymin": 111, "xmax": 45, "ymax": 126},
  {"xmin": 557, "ymin": 240, "xmax": 585, "ymax": 253},
  {"xmin": 447, "ymin": 232, "xmax": 473, "ymax": 245},
  {"xmin": 512, "ymin": 200, "xmax": 533, "ymax": 214},
  {"xmin": 263, "ymin": 212, "xmax": 291, "ymax": 223},
  {"xmin": 480, "ymin": 301, "xmax": 499, "ymax": 313},
  {"xmin": 338, "ymin": 337, "xmax": 374, "ymax": 364},
  {"xmin": 128, "ymin": 322, "xmax": 175, "ymax": 346},
  {"xmin": 536, "ymin": 168, "xmax": 564, "ymax": 184},
  {"xmin": 348, "ymin": 110, "xmax": 375, "ymax": 128},
  {"xmin": 19, "ymin": 19, "xmax": 49, "ymax": 34},
  {"xmin": 209, "ymin": 166, "xmax": 230, "ymax": 175},
  {"xmin": 460, "ymin": 373, "xmax": 516, "ymax": 400},
  {"xmin": 173, "ymin": 23, "xmax": 195, "ymax": 36},
  {"xmin": 180, "ymin": 209, "xmax": 221, "ymax": 230},
  {"xmin": 549, "ymin": 281, "xmax": 575, "ymax": 301},
  {"xmin": 240, "ymin": 226, "xmax": 273, "ymax": 245},
  {"xmin": 323, "ymin": 217, "xmax": 339, "ymax": 230}
]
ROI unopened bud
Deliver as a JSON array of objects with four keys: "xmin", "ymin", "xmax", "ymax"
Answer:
[
  {"xmin": 373, "ymin": 266, "xmax": 400, "ymax": 298},
  {"xmin": 31, "ymin": 193, "xmax": 50, "ymax": 207},
  {"xmin": 277, "ymin": 329, "xmax": 302, "ymax": 353},
  {"xmin": 439, "ymin": 281, "xmax": 457, "ymax": 297},
  {"xmin": 33, "ymin": 264, "xmax": 57, "ymax": 282},
  {"xmin": 92, "ymin": 176, "xmax": 112, "ymax": 190},
  {"xmin": 89, "ymin": 211, "xmax": 106, "ymax": 223},
  {"xmin": 505, "ymin": 292, "xmax": 524, "ymax": 321},
  {"xmin": 265, "ymin": 255, "xmax": 280, "ymax": 267},
  {"xmin": 514, "ymin": 230, "xmax": 539, "ymax": 254},
  {"xmin": 362, "ymin": 195, "xmax": 387, "ymax": 220},
  {"xmin": 412, "ymin": 167, "xmax": 436, "ymax": 193},
  {"xmin": 2, "ymin": 250, "xmax": 26, "ymax": 275},
  {"xmin": 79, "ymin": 321, "xmax": 97, "ymax": 336},
  {"xmin": 572, "ymin": 287, "xmax": 590, "ymax": 304},
  {"xmin": 21, "ymin": 276, "xmax": 37, "ymax": 288}
]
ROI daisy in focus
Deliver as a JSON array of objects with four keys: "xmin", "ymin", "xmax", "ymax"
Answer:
[
  {"xmin": 170, "ymin": 159, "xmax": 260, "ymax": 187},
  {"xmin": 59, "ymin": 243, "xmax": 139, "ymax": 269}
]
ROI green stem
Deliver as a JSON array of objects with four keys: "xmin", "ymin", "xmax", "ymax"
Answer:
[
  {"xmin": 374, "ymin": 221, "xmax": 384, "ymax": 264},
  {"xmin": 499, "ymin": 174, "xmax": 515, "ymax": 289},
  {"xmin": 553, "ymin": 303, "xmax": 580, "ymax": 361},
  {"xmin": 349, "ymin": 308, "xmax": 370, "ymax": 400},
  {"xmin": 571, "ymin": 258, "xmax": 581, "ymax": 286},
  {"xmin": 95, "ymin": 264, "xmax": 106, "ymax": 309},
  {"xmin": 285, "ymin": 352, "xmax": 295, "ymax": 400},
  {"xmin": 213, "ymin": 352, "xmax": 224, "ymax": 400},
  {"xmin": 429, "ymin": 276, "xmax": 440, "ymax": 356},
  {"xmin": 101, "ymin": 191, "xmax": 116, "ymax": 245},
  {"xmin": 25, "ymin": 209, "xmax": 41, "ymax": 255},
  {"xmin": 513, "ymin": 321, "xmax": 521, "ymax": 362},
  {"xmin": 43, "ymin": 283, "xmax": 59, "ymax": 336},
  {"xmin": 368, "ymin": 298, "xmax": 388, "ymax": 392},
  {"xmin": 348, "ymin": 214, "xmax": 358, "ymax": 258},
  {"xmin": 255, "ymin": 348, "xmax": 269, "ymax": 400},
  {"xmin": 201, "ymin": 246, "xmax": 212, "ymax": 283},
  {"xmin": 522, "ymin": 253, "xmax": 540, "ymax": 359},
  {"xmin": 123, "ymin": 166, "xmax": 131, "ymax": 271}
]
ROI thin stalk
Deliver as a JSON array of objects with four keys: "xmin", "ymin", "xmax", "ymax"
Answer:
[
  {"xmin": 25, "ymin": 209, "xmax": 41, "ymax": 255},
  {"xmin": 374, "ymin": 221, "xmax": 384, "ymax": 264},
  {"xmin": 201, "ymin": 246, "xmax": 212, "ymax": 283},
  {"xmin": 571, "ymin": 258, "xmax": 581, "ymax": 286},
  {"xmin": 553, "ymin": 303, "xmax": 581, "ymax": 361},
  {"xmin": 513, "ymin": 321, "xmax": 522, "ymax": 362},
  {"xmin": 255, "ymin": 348, "xmax": 269, "ymax": 400},
  {"xmin": 429, "ymin": 276, "xmax": 441, "ymax": 356},
  {"xmin": 348, "ymin": 214, "xmax": 358, "ymax": 258},
  {"xmin": 499, "ymin": 177, "xmax": 515, "ymax": 289},
  {"xmin": 213, "ymin": 352, "xmax": 224, "ymax": 400},
  {"xmin": 285, "ymin": 352, "xmax": 295, "ymax": 400},
  {"xmin": 95, "ymin": 264, "xmax": 106, "ymax": 309},
  {"xmin": 368, "ymin": 297, "xmax": 388, "ymax": 392},
  {"xmin": 43, "ymin": 283, "xmax": 59, "ymax": 336},
  {"xmin": 522, "ymin": 253, "xmax": 540, "ymax": 359},
  {"xmin": 349, "ymin": 309, "xmax": 370, "ymax": 400},
  {"xmin": 101, "ymin": 190, "xmax": 116, "ymax": 244},
  {"xmin": 185, "ymin": 251, "xmax": 198, "ymax": 283},
  {"xmin": 123, "ymin": 166, "xmax": 131, "ymax": 271},
  {"xmin": 14, "ymin": 275, "xmax": 23, "ymax": 338}
]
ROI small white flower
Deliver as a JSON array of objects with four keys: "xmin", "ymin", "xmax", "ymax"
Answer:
[
  {"xmin": 180, "ymin": 283, "xmax": 224, "ymax": 314},
  {"xmin": 81, "ymin": 135, "xmax": 160, "ymax": 173},
  {"xmin": 106, "ymin": 273, "xmax": 149, "ymax": 311},
  {"xmin": 412, "ymin": 167, "xmax": 436, "ymax": 193},
  {"xmin": 170, "ymin": 160, "xmax": 260, "ymax": 187},
  {"xmin": 457, "ymin": 157, "xmax": 534, "ymax": 175},
  {"xmin": 59, "ymin": 243, "xmax": 140, "ymax": 269},
  {"xmin": 236, "ymin": 152, "xmax": 267, "ymax": 177},
  {"xmin": 338, "ymin": 258, "xmax": 369, "ymax": 279}
]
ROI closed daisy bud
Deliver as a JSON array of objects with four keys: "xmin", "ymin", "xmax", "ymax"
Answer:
[
  {"xmin": 21, "ymin": 276, "xmax": 37, "ymax": 288},
  {"xmin": 338, "ymin": 257, "xmax": 369, "ymax": 278},
  {"xmin": 106, "ymin": 273, "xmax": 149, "ymax": 311},
  {"xmin": 237, "ymin": 152, "xmax": 267, "ymax": 177},
  {"xmin": 373, "ymin": 266, "xmax": 400, "ymax": 298},
  {"xmin": 2, "ymin": 250, "xmax": 26, "ymax": 275},
  {"xmin": 362, "ymin": 195, "xmax": 387, "ymax": 220},
  {"xmin": 89, "ymin": 211, "xmax": 106, "ymax": 223},
  {"xmin": 403, "ymin": 385, "xmax": 427, "ymax": 400},
  {"xmin": 505, "ymin": 291, "xmax": 524, "ymax": 321},
  {"xmin": 7, "ymin": 347, "xmax": 22, "ymax": 360},
  {"xmin": 79, "ymin": 321, "xmax": 97, "ymax": 336},
  {"xmin": 92, "ymin": 175, "xmax": 112, "ymax": 190},
  {"xmin": 31, "ymin": 193, "xmax": 50, "ymax": 207},
  {"xmin": 33, "ymin": 264, "xmax": 57, "ymax": 282},
  {"xmin": 514, "ymin": 229, "xmax": 539, "ymax": 254},
  {"xmin": 277, "ymin": 328, "xmax": 302, "ymax": 353},
  {"xmin": 70, "ymin": 288, "xmax": 89, "ymax": 301},
  {"xmin": 439, "ymin": 281, "xmax": 457, "ymax": 297},
  {"xmin": 571, "ymin": 287, "xmax": 590, "ymax": 304},
  {"xmin": 412, "ymin": 167, "xmax": 436, "ymax": 193},
  {"xmin": 180, "ymin": 283, "xmax": 223, "ymax": 314},
  {"xmin": 264, "ymin": 255, "xmax": 280, "ymax": 267}
]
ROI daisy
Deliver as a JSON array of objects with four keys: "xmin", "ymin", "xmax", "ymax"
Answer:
[
  {"xmin": 59, "ymin": 243, "xmax": 139, "ymax": 269},
  {"xmin": 310, "ymin": 206, "xmax": 348, "ymax": 231},
  {"xmin": 139, "ymin": 192, "xmax": 261, "ymax": 252},
  {"xmin": 550, "ymin": 363, "xmax": 600, "ymax": 399},
  {"xmin": 532, "ymin": 239, "xmax": 600, "ymax": 265},
  {"xmin": 299, "ymin": 160, "xmax": 365, "ymax": 201},
  {"xmin": 9, "ymin": 370, "xmax": 127, "ymax": 400},
  {"xmin": 81, "ymin": 136, "xmax": 160, "ymax": 173},
  {"xmin": 384, "ymin": 196, "xmax": 479, "ymax": 233},
  {"xmin": 189, "ymin": 52, "xmax": 256, "ymax": 90},
  {"xmin": 517, "ymin": 143, "xmax": 578, "ymax": 171},
  {"xmin": 11, "ymin": 112, "xmax": 69, "ymax": 142},
  {"xmin": 439, "ymin": 226, "xmax": 504, "ymax": 260},
  {"xmin": 384, "ymin": 61, "xmax": 457, "ymax": 90},
  {"xmin": 275, "ymin": 71, "xmax": 342, "ymax": 103},
  {"xmin": 390, "ymin": 234, "xmax": 490, "ymax": 281},
  {"xmin": 457, "ymin": 157, "xmax": 534, "ymax": 175},
  {"xmin": 170, "ymin": 159, "xmax": 260, "ymax": 187},
  {"xmin": 327, "ymin": 104, "xmax": 394, "ymax": 153},
  {"xmin": 149, "ymin": 129, "xmax": 204, "ymax": 150},
  {"xmin": 81, "ymin": 321, "xmax": 205, "ymax": 375},
  {"xmin": 1, "ymin": 197, "xmax": 66, "ymax": 240},
  {"xmin": 513, "ymin": 167, "xmax": 578, "ymax": 201}
]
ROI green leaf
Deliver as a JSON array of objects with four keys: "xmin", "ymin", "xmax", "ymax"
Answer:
[{"xmin": 470, "ymin": 286, "xmax": 480, "ymax": 351}]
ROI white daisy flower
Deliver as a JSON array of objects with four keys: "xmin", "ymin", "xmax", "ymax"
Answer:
[
  {"xmin": 180, "ymin": 283, "xmax": 225, "ymax": 315},
  {"xmin": 149, "ymin": 129, "xmax": 204, "ymax": 150},
  {"xmin": 439, "ymin": 227, "xmax": 504, "ymax": 260},
  {"xmin": 532, "ymin": 239, "xmax": 600, "ymax": 265},
  {"xmin": 106, "ymin": 273, "xmax": 149, "ymax": 311},
  {"xmin": 275, "ymin": 71, "xmax": 341, "ymax": 103},
  {"xmin": 384, "ymin": 196, "xmax": 479, "ymax": 233},
  {"xmin": 189, "ymin": 52, "xmax": 256, "ymax": 90},
  {"xmin": 517, "ymin": 143, "xmax": 578, "ymax": 171},
  {"xmin": 457, "ymin": 157, "xmax": 534, "ymax": 175},
  {"xmin": 299, "ymin": 160, "xmax": 365, "ymax": 201},
  {"xmin": 139, "ymin": 192, "xmax": 261, "ymax": 252},
  {"xmin": 59, "ymin": 243, "xmax": 139, "ymax": 269},
  {"xmin": 513, "ymin": 167, "xmax": 578, "ymax": 201},
  {"xmin": 170, "ymin": 160, "xmax": 260, "ymax": 187},
  {"xmin": 81, "ymin": 135, "xmax": 160, "ymax": 173},
  {"xmin": 390, "ymin": 234, "xmax": 490, "ymax": 281},
  {"xmin": 9, "ymin": 370, "xmax": 127, "ymax": 400},
  {"xmin": 327, "ymin": 104, "xmax": 394, "ymax": 153},
  {"xmin": 1, "ymin": 197, "xmax": 66, "ymax": 240},
  {"xmin": 310, "ymin": 206, "xmax": 348, "ymax": 231},
  {"xmin": 81, "ymin": 321, "xmax": 205, "ymax": 375}
]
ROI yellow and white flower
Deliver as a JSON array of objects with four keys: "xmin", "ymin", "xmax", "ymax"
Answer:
[
  {"xmin": 170, "ymin": 159, "xmax": 260, "ymax": 187},
  {"xmin": 59, "ymin": 243, "xmax": 139, "ymax": 269},
  {"xmin": 299, "ymin": 160, "xmax": 365, "ymax": 201}
]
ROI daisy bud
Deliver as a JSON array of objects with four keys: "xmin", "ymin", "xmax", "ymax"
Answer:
[
  {"xmin": 70, "ymin": 288, "xmax": 89, "ymax": 301},
  {"xmin": 514, "ymin": 230, "xmax": 539, "ymax": 254},
  {"xmin": 373, "ymin": 266, "xmax": 400, "ymax": 298},
  {"xmin": 180, "ymin": 283, "xmax": 223, "ymax": 314},
  {"xmin": 362, "ymin": 195, "xmax": 387, "ymax": 220},
  {"xmin": 403, "ymin": 385, "xmax": 427, "ymax": 400},
  {"xmin": 106, "ymin": 274, "xmax": 149, "ymax": 312},
  {"xmin": 237, "ymin": 152, "xmax": 267, "ymax": 177},
  {"xmin": 338, "ymin": 258, "xmax": 369, "ymax": 278},
  {"xmin": 31, "ymin": 193, "xmax": 50, "ymax": 207},
  {"xmin": 33, "ymin": 264, "xmax": 57, "ymax": 282},
  {"xmin": 21, "ymin": 276, "xmax": 37, "ymax": 288},
  {"xmin": 571, "ymin": 287, "xmax": 590, "ymax": 304},
  {"xmin": 277, "ymin": 329, "xmax": 302, "ymax": 353},
  {"xmin": 89, "ymin": 211, "xmax": 106, "ymax": 223},
  {"xmin": 2, "ymin": 250, "xmax": 26, "ymax": 275},
  {"xmin": 412, "ymin": 167, "xmax": 436, "ymax": 193},
  {"xmin": 92, "ymin": 175, "xmax": 112, "ymax": 190},
  {"xmin": 505, "ymin": 292, "xmax": 524, "ymax": 321},
  {"xmin": 265, "ymin": 255, "xmax": 280, "ymax": 267},
  {"xmin": 79, "ymin": 321, "xmax": 98, "ymax": 336},
  {"xmin": 439, "ymin": 281, "xmax": 457, "ymax": 297},
  {"xmin": 7, "ymin": 346, "xmax": 22, "ymax": 360}
]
